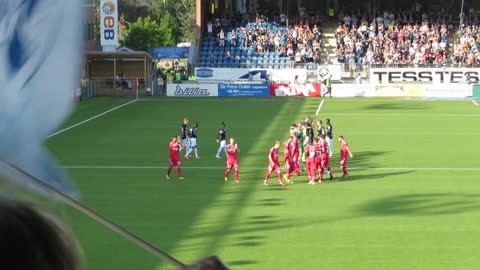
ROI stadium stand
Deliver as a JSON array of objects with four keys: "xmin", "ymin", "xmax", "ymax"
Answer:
[
  {"xmin": 198, "ymin": 15, "xmax": 323, "ymax": 69},
  {"xmin": 332, "ymin": 8, "xmax": 480, "ymax": 70},
  {"xmin": 335, "ymin": 9, "xmax": 455, "ymax": 70}
]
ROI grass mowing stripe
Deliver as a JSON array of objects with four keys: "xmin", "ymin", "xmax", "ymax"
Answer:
[
  {"xmin": 62, "ymin": 165, "xmax": 480, "ymax": 171},
  {"xmin": 48, "ymin": 99, "xmax": 137, "ymax": 138}
]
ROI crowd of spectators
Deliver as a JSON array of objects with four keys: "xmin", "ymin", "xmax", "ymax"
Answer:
[
  {"xmin": 335, "ymin": 9, "xmax": 457, "ymax": 70},
  {"xmin": 206, "ymin": 13, "xmax": 324, "ymax": 64},
  {"xmin": 335, "ymin": 8, "xmax": 480, "ymax": 69},
  {"xmin": 454, "ymin": 23, "xmax": 480, "ymax": 66}
]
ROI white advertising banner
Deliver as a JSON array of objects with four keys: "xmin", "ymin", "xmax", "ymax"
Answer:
[
  {"xmin": 333, "ymin": 84, "xmax": 372, "ymax": 97},
  {"xmin": 166, "ymin": 84, "xmax": 218, "ymax": 97},
  {"xmin": 100, "ymin": 0, "xmax": 118, "ymax": 47},
  {"xmin": 370, "ymin": 68, "xmax": 480, "ymax": 84},
  {"xmin": 195, "ymin": 68, "xmax": 307, "ymax": 82},
  {"xmin": 424, "ymin": 84, "xmax": 472, "ymax": 98}
]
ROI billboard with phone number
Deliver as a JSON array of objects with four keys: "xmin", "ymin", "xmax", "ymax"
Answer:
[{"xmin": 218, "ymin": 84, "xmax": 270, "ymax": 97}]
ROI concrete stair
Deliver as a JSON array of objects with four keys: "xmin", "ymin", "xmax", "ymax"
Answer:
[{"xmin": 320, "ymin": 24, "xmax": 338, "ymax": 65}]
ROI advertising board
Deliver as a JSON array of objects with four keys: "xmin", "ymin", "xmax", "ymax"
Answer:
[
  {"xmin": 270, "ymin": 84, "xmax": 322, "ymax": 97},
  {"xmin": 218, "ymin": 84, "xmax": 270, "ymax": 97},
  {"xmin": 166, "ymin": 84, "xmax": 218, "ymax": 97},
  {"xmin": 370, "ymin": 68, "xmax": 480, "ymax": 84}
]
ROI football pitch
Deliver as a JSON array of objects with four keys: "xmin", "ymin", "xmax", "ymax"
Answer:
[{"xmin": 46, "ymin": 97, "xmax": 480, "ymax": 270}]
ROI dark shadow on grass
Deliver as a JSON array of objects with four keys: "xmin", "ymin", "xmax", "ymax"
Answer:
[
  {"xmin": 357, "ymin": 193, "xmax": 480, "ymax": 216},
  {"xmin": 364, "ymin": 102, "xmax": 429, "ymax": 110},
  {"xmin": 256, "ymin": 198, "xmax": 286, "ymax": 207},
  {"xmin": 228, "ymin": 260, "xmax": 259, "ymax": 266},
  {"xmin": 337, "ymin": 170, "xmax": 414, "ymax": 182},
  {"xmin": 248, "ymin": 215, "xmax": 275, "ymax": 220},
  {"xmin": 346, "ymin": 150, "xmax": 393, "ymax": 168},
  {"xmin": 234, "ymin": 241, "xmax": 263, "ymax": 247}
]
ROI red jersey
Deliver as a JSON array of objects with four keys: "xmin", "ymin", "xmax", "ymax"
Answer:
[
  {"xmin": 340, "ymin": 143, "xmax": 349, "ymax": 160},
  {"xmin": 283, "ymin": 143, "xmax": 292, "ymax": 160},
  {"xmin": 320, "ymin": 141, "xmax": 329, "ymax": 157},
  {"xmin": 315, "ymin": 143, "xmax": 322, "ymax": 162},
  {"xmin": 226, "ymin": 144, "xmax": 238, "ymax": 160},
  {"xmin": 291, "ymin": 138, "xmax": 299, "ymax": 153},
  {"xmin": 169, "ymin": 142, "xmax": 181, "ymax": 159},
  {"xmin": 306, "ymin": 145, "xmax": 316, "ymax": 160},
  {"xmin": 269, "ymin": 147, "xmax": 280, "ymax": 164}
]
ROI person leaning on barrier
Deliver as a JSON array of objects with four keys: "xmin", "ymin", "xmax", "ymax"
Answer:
[{"xmin": 0, "ymin": 196, "xmax": 82, "ymax": 270}]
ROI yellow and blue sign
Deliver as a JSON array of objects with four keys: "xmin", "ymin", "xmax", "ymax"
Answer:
[{"xmin": 100, "ymin": 0, "xmax": 118, "ymax": 47}]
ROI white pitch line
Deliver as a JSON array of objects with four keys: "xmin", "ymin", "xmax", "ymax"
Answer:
[
  {"xmin": 60, "ymin": 165, "xmax": 480, "ymax": 171},
  {"xmin": 47, "ymin": 99, "xmax": 137, "ymax": 138},
  {"xmin": 322, "ymin": 113, "xmax": 480, "ymax": 117},
  {"xmin": 472, "ymin": 100, "xmax": 479, "ymax": 106},
  {"xmin": 315, "ymin": 99, "xmax": 325, "ymax": 115}
]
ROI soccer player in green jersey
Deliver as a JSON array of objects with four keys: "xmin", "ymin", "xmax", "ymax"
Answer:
[{"xmin": 294, "ymin": 123, "xmax": 305, "ymax": 172}]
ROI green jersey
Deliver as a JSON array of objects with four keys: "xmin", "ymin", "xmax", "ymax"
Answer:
[{"xmin": 295, "ymin": 131, "xmax": 304, "ymax": 151}]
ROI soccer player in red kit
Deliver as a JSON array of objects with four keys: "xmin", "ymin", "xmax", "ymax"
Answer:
[
  {"xmin": 224, "ymin": 138, "xmax": 240, "ymax": 183},
  {"xmin": 166, "ymin": 136, "xmax": 184, "ymax": 180},
  {"xmin": 319, "ymin": 135, "xmax": 333, "ymax": 181},
  {"xmin": 290, "ymin": 133, "xmax": 301, "ymax": 176},
  {"xmin": 264, "ymin": 140, "xmax": 286, "ymax": 186},
  {"xmin": 314, "ymin": 137, "xmax": 323, "ymax": 183},
  {"xmin": 305, "ymin": 140, "xmax": 317, "ymax": 184},
  {"xmin": 339, "ymin": 136, "xmax": 353, "ymax": 178},
  {"xmin": 283, "ymin": 136, "xmax": 294, "ymax": 183}
]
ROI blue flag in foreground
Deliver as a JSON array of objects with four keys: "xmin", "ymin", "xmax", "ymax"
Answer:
[{"xmin": 0, "ymin": 0, "xmax": 82, "ymax": 198}]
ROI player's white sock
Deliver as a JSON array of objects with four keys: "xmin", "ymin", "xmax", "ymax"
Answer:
[
  {"xmin": 186, "ymin": 147, "xmax": 193, "ymax": 156},
  {"xmin": 194, "ymin": 148, "xmax": 199, "ymax": 157},
  {"xmin": 216, "ymin": 147, "xmax": 222, "ymax": 157},
  {"xmin": 223, "ymin": 147, "xmax": 227, "ymax": 156}
]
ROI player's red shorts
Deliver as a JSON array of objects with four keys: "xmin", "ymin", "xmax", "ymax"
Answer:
[
  {"xmin": 340, "ymin": 157, "xmax": 347, "ymax": 166},
  {"xmin": 315, "ymin": 157, "xmax": 322, "ymax": 169},
  {"xmin": 292, "ymin": 151, "xmax": 299, "ymax": 162},
  {"xmin": 306, "ymin": 158, "xmax": 315, "ymax": 169},
  {"xmin": 268, "ymin": 162, "xmax": 281, "ymax": 172},
  {"xmin": 227, "ymin": 158, "xmax": 238, "ymax": 169},
  {"xmin": 322, "ymin": 154, "xmax": 330, "ymax": 167},
  {"xmin": 169, "ymin": 157, "xmax": 180, "ymax": 166},
  {"xmin": 284, "ymin": 157, "xmax": 293, "ymax": 168}
]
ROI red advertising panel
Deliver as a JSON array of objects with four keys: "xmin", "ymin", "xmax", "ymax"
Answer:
[{"xmin": 270, "ymin": 83, "xmax": 323, "ymax": 96}]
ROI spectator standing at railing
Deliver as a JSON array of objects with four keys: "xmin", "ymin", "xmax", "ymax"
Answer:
[
  {"xmin": 230, "ymin": 30, "xmax": 237, "ymax": 47},
  {"xmin": 218, "ymin": 29, "xmax": 225, "ymax": 47}
]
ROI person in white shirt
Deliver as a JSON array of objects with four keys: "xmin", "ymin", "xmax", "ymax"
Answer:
[
  {"xmin": 376, "ymin": 15, "xmax": 384, "ymax": 25},
  {"xmin": 207, "ymin": 21, "xmax": 213, "ymax": 38},
  {"xmin": 219, "ymin": 29, "xmax": 225, "ymax": 47}
]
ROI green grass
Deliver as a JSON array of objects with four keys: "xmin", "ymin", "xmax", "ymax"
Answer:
[{"xmin": 45, "ymin": 97, "xmax": 480, "ymax": 270}]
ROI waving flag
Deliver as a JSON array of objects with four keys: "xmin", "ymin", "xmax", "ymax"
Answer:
[{"xmin": 0, "ymin": 0, "xmax": 82, "ymax": 198}]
